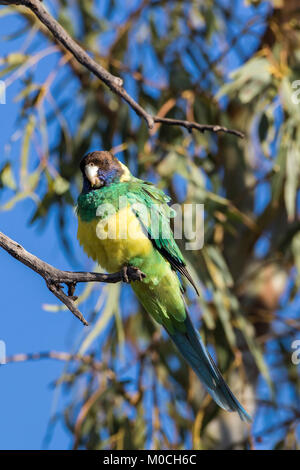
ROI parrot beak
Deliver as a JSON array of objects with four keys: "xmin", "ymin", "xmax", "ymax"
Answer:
[{"xmin": 85, "ymin": 163, "xmax": 102, "ymax": 188}]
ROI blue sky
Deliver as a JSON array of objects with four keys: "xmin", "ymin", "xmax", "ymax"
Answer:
[
  {"xmin": 0, "ymin": 196, "xmax": 75, "ymax": 449},
  {"xmin": 0, "ymin": 10, "xmax": 83, "ymax": 449}
]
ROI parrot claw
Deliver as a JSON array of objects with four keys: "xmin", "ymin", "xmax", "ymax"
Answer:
[
  {"xmin": 122, "ymin": 266, "xmax": 146, "ymax": 283},
  {"xmin": 122, "ymin": 266, "xmax": 130, "ymax": 283}
]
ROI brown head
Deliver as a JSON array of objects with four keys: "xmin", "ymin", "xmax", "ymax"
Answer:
[{"xmin": 80, "ymin": 151, "xmax": 129, "ymax": 191}]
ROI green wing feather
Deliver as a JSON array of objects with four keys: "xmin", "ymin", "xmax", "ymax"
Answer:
[{"xmin": 128, "ymin": 181, "xmax": 199, "ymax": 295}]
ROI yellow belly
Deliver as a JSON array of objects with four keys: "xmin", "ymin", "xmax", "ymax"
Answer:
[{"xmin": 77, "ymin": 206, "xmax": 153, "ymax": 272}]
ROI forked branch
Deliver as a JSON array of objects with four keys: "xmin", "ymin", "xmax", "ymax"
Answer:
[
  {"xmin": 0, "ymin": 231, "xmax": 145, "ymax": 326},
  {"xmin": 0, "ymin": 0, "xmax": 244, "ymax": 139}
]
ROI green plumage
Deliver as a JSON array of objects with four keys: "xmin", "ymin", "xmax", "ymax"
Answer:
[
  {"xmin": 77, "ymin": 179, "xmax": 188, "ymax": 332},
  {"xmin": 78, "ymin": 181, "xmax": 182, "ymax": 262}
]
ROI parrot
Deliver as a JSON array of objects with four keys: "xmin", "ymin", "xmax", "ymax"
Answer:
[{"xmin": 76, "ymin": 150, "xmax": 251, "ymax": 422}]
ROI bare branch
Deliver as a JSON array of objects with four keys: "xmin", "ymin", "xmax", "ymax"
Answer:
[
  {"xmin": 0, "ymin": 0, "xmax": 245, "ymax": 139},
  {"xmin": 0, "ymin": 231, "xmax": 145, "ymax": 326},
  {"xmin": 4, "ymin": 350, "xmax": 114, "ymax": 374},
  {"xmin": 153, "ymin": 117, "xmax": 245, "ymax": 139}
]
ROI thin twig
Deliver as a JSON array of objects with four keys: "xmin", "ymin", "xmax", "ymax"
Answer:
[
  {"xmin": 1, "ymin": 0, "xmax": 245, "ymax": 138},
  {"xmin": 5, "ymin": 350, "xmax": 107, "ymax": 370},
  {"xmin": 0, "ymin": 231, "xmax": 145, "ymax": 326},
  {"xmin": 153, "ymin": 117, "xmax": 245, "ymax": 139}
]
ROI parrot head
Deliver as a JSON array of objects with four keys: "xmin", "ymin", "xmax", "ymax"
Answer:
[{"xmin": 80, "ymin": 151, "xmax": 130, "ymax": 191}]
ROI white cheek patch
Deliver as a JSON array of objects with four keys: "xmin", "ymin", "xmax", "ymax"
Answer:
[{"xmin": 85, "ymin": 164, "xmax": 100, "ymax": 187}]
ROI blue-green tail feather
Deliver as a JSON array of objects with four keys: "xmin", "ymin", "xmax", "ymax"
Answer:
[{"xmin": 169, "ymin": 311, "xmax": 252, "ymax": 423}]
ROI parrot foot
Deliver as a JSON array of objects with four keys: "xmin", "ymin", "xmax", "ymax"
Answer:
[{"xmin": 122, "ymin": 265, "xmax": 146, "ymax": 283}]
